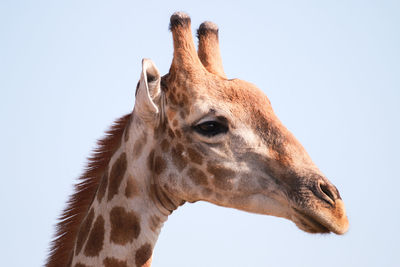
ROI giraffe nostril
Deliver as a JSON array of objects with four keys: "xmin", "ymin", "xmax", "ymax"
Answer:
[{"xmin": 316, "ymin": 180, "xmax": 338, "ymax": 206}]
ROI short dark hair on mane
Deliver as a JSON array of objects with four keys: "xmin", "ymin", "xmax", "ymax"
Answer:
[{"xmin": 45, "ymin": 114, "xmax": 131, "ymax": 267}]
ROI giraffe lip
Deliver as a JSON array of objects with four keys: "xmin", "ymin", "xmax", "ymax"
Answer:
[{"xmin": 292, "ymin": 208, "xmax": 331, "ymax": 234}]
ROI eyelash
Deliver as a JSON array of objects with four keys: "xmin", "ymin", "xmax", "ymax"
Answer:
[{"xmin": 193, "ymin": 120, "xmax": 229, "ymax": 137}]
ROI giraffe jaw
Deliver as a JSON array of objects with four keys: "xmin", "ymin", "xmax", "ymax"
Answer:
[
  {"xmin": 291, "ymin": 199, "xmax": 349, "ymax": 235},
  {"xmin": 292, "ymin": 209, "xmax": 331, "ymax": 234}
]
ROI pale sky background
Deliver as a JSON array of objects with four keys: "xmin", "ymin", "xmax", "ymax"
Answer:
[{"xmin": 1, "ymin": 1, "xmax": 399, "ymax": 266}]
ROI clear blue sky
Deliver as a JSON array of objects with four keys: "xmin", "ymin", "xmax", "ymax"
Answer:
[{"xmin": 1, "ymin": 1, "xmax": 399, "ymax": 266}]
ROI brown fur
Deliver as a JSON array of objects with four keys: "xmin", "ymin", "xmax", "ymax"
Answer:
[
  {"xmin": 171, "ymin": 143, "xmax": 188, "ymax": 171},
  {"xmin": 46, "ymin": 114, "xmax": 131, "ymax": 267},
  {"xmin": 174, "ymin": 129, "xmax": 182, "ymax": 139},
  {"xmin": 110, "ymin": 206, "xmax": 141, "ymax": 245},
  {"xmin": 125, "ymin": 175, "xmax": 139, "ymax": 198},
  {"xmin": 107, "ymin": 152, "xmax": 128, "ymax": 201},
  {"xmin": 132, "ymin": 134, "xmax": 147, "ymax": 160},
  {"xmin": 154, "ymin": 156, "xmax": 167, "ymax": 175},
  {"xmin": 180, "ymin": 93, "xmax": 189, "ymax": 106},
  {"xmin": 188, "ymin": 167, "xmax": 208, "ymax": 186},
  {"xmin": 84, "ymin": 215, "xmax": 105, "ymax": 256},
  {"xmin": 147, "ymin": 149, "xmax": 155, "ymax": 171},
  {"xmin": 75, "ymin": 208, "xmax": 94, "ymax": 255},
  {"xmin": 179, "ymin": 110, "xmax": 186, "ymax": 119},
  {"xmin": 202, "ymin": 188, "xmax": 212, "ymax": 197},
  {"xmin": 167, "ymin": 128, "xmax": 175, "ymax": 139},
  {"xmin": 103, "ymin": 257, "xmax": 128, "ymax": 267},
  {"xmin": 135, "ymin": 243, "xmax": 153, "ymax": 267},
  {"xmin": 97, "ymin": 170, "xmax": 108, "ymax": 202},
  {"xmin": 207, "ymin": 163, "xmax": 235, "ymax": 190},
  {"xmin": 167, "ymin": 92, "xmax": 178, "ymax": 106},
  {"xmin": 124, "ymin": 116, "xmax": 132, "ymax": 142},
  {"xmin": 160, "ymin": 139, "xmax": 170, "ymax": 152},
  {"xmin": 74, "ymin": 263, "xmax": 91, "ymax": 267},
  {"xmin": 166, "ymin": 108, "xmax": 177, "ymax": 121},
  {"xmin": 187, "ymin": 147, "xmax": 203, "ymax": 165}
]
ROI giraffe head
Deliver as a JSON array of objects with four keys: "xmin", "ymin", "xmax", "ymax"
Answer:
[{"xmin": 134, "ymin": 12, "xmax": 348, "ymax": 235}]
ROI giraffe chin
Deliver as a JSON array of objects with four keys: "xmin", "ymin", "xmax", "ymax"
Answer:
[
  {"xmin": 291, "ymin": 200, "xmax": 349, "ymax": 235},
  {"xmin": 292, "ymin": 210, "xmax": 331, "ymax": 234}
]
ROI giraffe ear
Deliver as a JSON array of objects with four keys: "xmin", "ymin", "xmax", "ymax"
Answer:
[{"xmin": 134, "ymin": 58, "xmax": 161, "ymax": 122}]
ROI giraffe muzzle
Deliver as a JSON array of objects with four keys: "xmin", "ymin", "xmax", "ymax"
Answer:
[{"xmin": 290, "ymin": 176, "xmax": 349, "ymax": 235}]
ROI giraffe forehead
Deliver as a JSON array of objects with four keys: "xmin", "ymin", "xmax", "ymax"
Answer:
[
  {"xmin": 220, "ymin": 80, "xmax": 272, "ymax": 115},
  {"xmin": 185, "ymin": 79, "xmax": 274, "ymax": 124}
]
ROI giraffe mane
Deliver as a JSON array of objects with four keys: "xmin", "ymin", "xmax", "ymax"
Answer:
[{"xmin": 45, "ymin": 113, "xmax": 132, "ymax": 267}]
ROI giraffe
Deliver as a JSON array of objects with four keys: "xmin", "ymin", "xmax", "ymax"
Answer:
[{"xmin": 46, "ymin": 12, "xmax": 349, "ymax": 267}]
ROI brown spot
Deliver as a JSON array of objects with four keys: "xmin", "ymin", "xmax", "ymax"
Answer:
[
  {"xmin": 83, "ymin": 215, "xmax": 105, "ymax": 256},
  {"xmin": 74, "ymin": 263, "xmax": 91, "ymax": 267},
  {"xmin": 135, "ymin": 243, "xmax": 153, "ymax": 267},
  {"xmin": 110, "ymin": 206, "xmax": 140, "ymax": 245},
  {"xmin": 188, "ymin": 167, "xmax": 208, "ymax": 186},
  {"xmin": 185, "ymin": 134, "xmax": 193, "ymax": 143},
  {"xmin": 124, "ymin": 116, "xmax": 132, "ymax": 142},
  {"xmin": 172, "ymin": 119, "xmax": 178, "ymax": 127},
  {"xmin": 153, "ymin": 122, "xmax": 166, "ymax": 140},
  {"xmin": 181, "ymin": 93, "xmax": 189, "ymax": 106},
  {"xmin": 160, "ymin": 139, "xmax": 170, "ymax": 152},
  {"xmin": 168, "ymin": 91, "xmax": 178, "ymax": 106},
  {"xmin": 154, "ymin": 156, "xmax": 167, "ymax": 175},
  {"xmin": 166, "ymin": 108, "xmax": 177, "ymax": 121},
  {"xmin": 107, "ymin": 153, "xmax": 127, "ymax": 201},
  {"xmin": 75, "ymin": 208, "xmax": 94, "ymax": 255},
  {"xmin": 67, "ymin": 253, "xmax": 73, "ymax": 267},
  {"xmin": 184, "ymin": 106, "xmax": 190, "ymax": 115},
  {"xmin": 207, "ymin": 163, "xmax": 235, "ymax": 190},
  {"xmin": 187, "ymin": 147, "xmax": 203, "ymax": 165},
  {"xmin": 179, "ymin": 110, "xmax": 186, "ymax": 119},
  {"xmin": 97, "ymin": 169, "xmax": 108, "ymax": 202},
  {"xmin": 168, "ymin": 128, "xmax": 175, "ymax": 139},
  {"xmin": 147, "ymin": 150, "xmax": 155, "ymax": 171},
  {"xmin": 125, "ymin": 175, "xmax": 139, "ymax": 198},
  {"xmin": 149, "ymin": 214, "xmax": 161, "ymax": 232},
  {"xmin": 133, "ymin": 134, "xmax": 147, "ymax": 159},
  {"xmin": 103, "ymin": 257, "xmax": 128, "ymax": 267},
  {"xmin": 202, "ymin": 188, "xmax": 212, "ymax": 197},
  {"xmin": 175, "ymin": 129, "xmax": 182, "ymax": 139},
  {"xmin": 171, "ymin": 143, "xmax": 188, "ymax": 171}
]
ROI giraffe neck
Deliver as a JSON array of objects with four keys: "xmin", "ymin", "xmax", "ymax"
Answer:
[{"xmin": 71, "ymin": 115, "xmax": 174, "ymax": 267}]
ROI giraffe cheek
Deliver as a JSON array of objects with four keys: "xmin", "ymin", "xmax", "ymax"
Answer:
[
  {"xmin": 206, "ymin": 163, "xmax": 235, "ymax": 191},
  {"xmin": 154, "ymin": 156, "xmax": 167, "ymax": 175},
  {"xmin": 187, "ymin": 167, "xmax": 208, "ymax": 186}
]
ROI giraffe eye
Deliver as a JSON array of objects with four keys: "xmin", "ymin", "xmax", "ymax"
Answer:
[{"xmin": 193, "ymin": 120, "xmax": 228, "ymax": 137}]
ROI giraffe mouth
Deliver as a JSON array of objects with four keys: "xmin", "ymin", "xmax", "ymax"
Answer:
[{"xmin": 292, "ymin": 208, "xmax": 331, "ymax": 234}]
